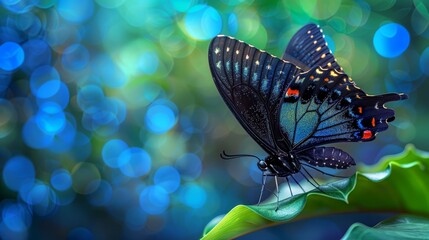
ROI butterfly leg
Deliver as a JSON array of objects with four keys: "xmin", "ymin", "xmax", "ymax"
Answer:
[
  {"xmin": 274, "ymin": 175, "xmax": 280, "ymax": 211},
  {"xmin": 301, "ymin": 167, "xmax": 320, "ymax": 186},
  {"xmin": 299, "ymin": 171, "xmax": 318, "ymax": 189},
  {"xmin": 299, "ymin": 170, "xmax": 327, "ymax": 195},
  {"xmin": 257, "ymin": 174, "xmax": 268, "ymax": 205},
  {"xmin": 301, "ymin": 163, "xmax": 349, "ymax": 178},
  {"xmin": 290, "ymin": 174, "xmax": 305, "ymax": 193},
  {"xmin": 285, "ymin": 176, "xmax": 293, "ymax": 197}
]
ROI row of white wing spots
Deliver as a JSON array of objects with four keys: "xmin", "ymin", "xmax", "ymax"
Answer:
[
  {"xmin": 307, "ymin": 26, "xmax": 343, "ymax": 71},
  {"xmin": 308, "ymin": 148, "xmax": 348, "ymax": 168},
  {"xmin": 215, "ymin": 47, "xmax": 222, "ymax": 69},
  {"xmin": 270, "ymin": 53, "xmax": 284, "ymax": 97},
  {"xmin": 243, "ymin": 52, "xmax": 250, "ymax": 78}
]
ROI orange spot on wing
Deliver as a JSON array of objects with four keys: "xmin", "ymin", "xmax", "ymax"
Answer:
[
  {"xmin": 324, "ymin": 77, "xmax": 329, "ymax": 82},
  {"xmin": 310, "ymin": 75, "xmax": 314, "ymax": 80},
  {"xmin": 362, "ymin": 130, "xmax": 372, "ymax": 140},
  {"xmin": 358, "ymin": 107, "xmax": 363, "ymax": 114},
  {"xmin": 286, "ymin": 88, "xmax": 300, "ymax": 97},
  {"xmin": 371, "ymin": 117, "xmax": 376, "ymax": 127}
]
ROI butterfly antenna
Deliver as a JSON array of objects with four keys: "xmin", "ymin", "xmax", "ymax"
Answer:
[
  {"xmin": 220, "ymin": 150, "xmax": 262, "ymax": 161},
  {"xmin": 290, "ymin": 174, "xmax": 305, "ymax": 193},
  {"xmin": 301, "ymin": 163, "xmax": 350, "ymax": 178}
]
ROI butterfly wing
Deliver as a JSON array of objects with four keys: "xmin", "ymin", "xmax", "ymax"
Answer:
[
  {"xmin": 283, "ymin": 23, "xmax": 342, "ymax": 72},
  {"xmin": 208, "ymin": 36, "xmax": 302, "ymax": 154},
  {"xmin": 279, "ymin": 66, "xmax": 408, "ymax": 153}
]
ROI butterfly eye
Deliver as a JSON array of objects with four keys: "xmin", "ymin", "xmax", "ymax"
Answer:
[{"xmin": 257, "ymin": 161, "xmax": 268, "ymax": 171}]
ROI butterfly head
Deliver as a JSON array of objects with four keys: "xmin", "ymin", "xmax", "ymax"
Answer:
[{"xmin": 257, "ymin": 160, "xmax": 268, "ymax": 171}]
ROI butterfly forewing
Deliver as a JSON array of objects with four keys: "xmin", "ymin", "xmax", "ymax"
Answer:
[{"xmin": 209, "ymin": 36, "xmax": 301, "ymax": 154}]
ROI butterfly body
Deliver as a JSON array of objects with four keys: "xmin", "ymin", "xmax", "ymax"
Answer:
[
  {"xmin": 209, "ymin": 24, "xmax": 407, "ymax": 192},
  {"xmin": 259, "ymin": 153, "xmax": 300, "ymax": 177}
]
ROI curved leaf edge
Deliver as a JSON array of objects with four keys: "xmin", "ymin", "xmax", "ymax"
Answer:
[{"xmin": 341, "ymin": 214, "xmax": 429, "ymax": 240}]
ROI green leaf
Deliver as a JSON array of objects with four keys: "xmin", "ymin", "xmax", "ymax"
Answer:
[
  {"xmin": 342, "ymin": 215, "xmax": 429, "ymax": 240},
  {"xmin": 201, "ymin": 144, "xmax": 429, "ymax": 240}
]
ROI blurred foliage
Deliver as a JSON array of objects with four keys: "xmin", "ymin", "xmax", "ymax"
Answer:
[
  {"xmin": 0, "ymin": 0, "xmax": 427, "ymax": 239},
  {"xmin": 202, "ymin": 145, "xmax": 429, "ymax": 239}
]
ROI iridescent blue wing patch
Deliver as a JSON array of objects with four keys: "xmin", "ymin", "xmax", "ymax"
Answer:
[
  {"xmin": 283, "ymin": 23, "xmax": 342, "ymax": 72},
  {"xmin": 279, "ymin": 66, "xmax": 408, "ymax": 152},
  {"xmin": 208, "ymin": 36, "xmax": 301, "ymax": 154}
]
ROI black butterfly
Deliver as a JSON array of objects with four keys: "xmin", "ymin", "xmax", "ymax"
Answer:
[{"xmin": 208, "ymin": 24, "xmax": 408, "ymax": 204}]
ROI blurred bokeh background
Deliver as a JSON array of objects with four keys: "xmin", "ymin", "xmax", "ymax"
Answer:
[{"xmin": 0, "ymin": 0, "xmax": 427, "ymax": 239}]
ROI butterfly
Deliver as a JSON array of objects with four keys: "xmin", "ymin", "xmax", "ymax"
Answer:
[{"xmin": 208, "ymin": 23, "xmax": 408, "ymax": 205}]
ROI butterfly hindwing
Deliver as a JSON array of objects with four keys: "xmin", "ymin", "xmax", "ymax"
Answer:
[
  {"xmin": 209, "ymin": 36, "xmax": 302, "ymax": 154},
  {"xmin": 278, "ymin": 66, "xmax": 407, "ymax": 151},
  {"xmin": 284, "ymin": 23, "xmax": 342, "ymax": 72}
]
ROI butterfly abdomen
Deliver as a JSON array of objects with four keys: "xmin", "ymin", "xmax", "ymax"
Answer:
[{"xmin": 299, "ymin": 147, "xmax": 356, "ymax": 169}]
